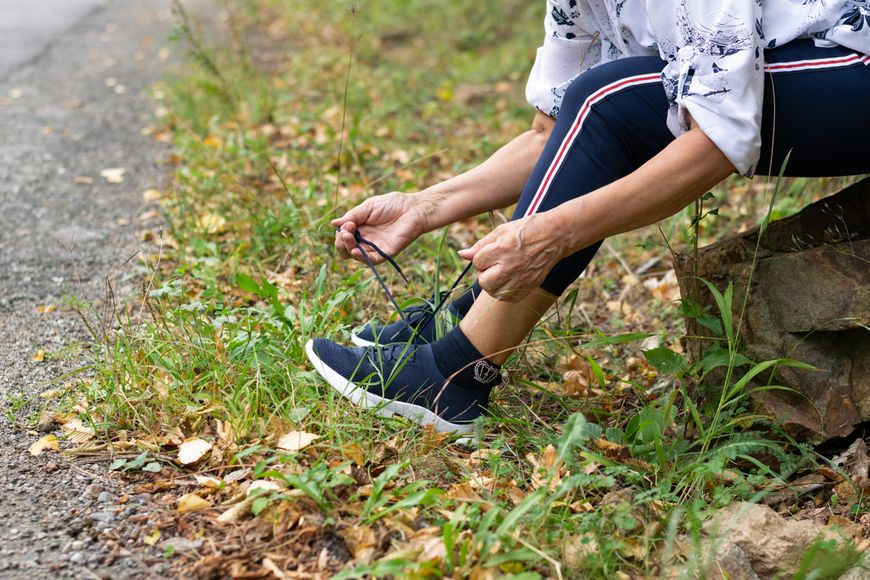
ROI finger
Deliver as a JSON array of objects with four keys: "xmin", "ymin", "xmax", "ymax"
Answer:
[
  {"xmin": 335, "ymin": 235, "xmax": 351, "ymax": 259},
  {"xmin": 331, "ymin": 200, "xmax": 371, "ymax": 228},
  {"xmin": 334, "ymin": 228, "xmax": 350, "ymax": 259},
  {"xmin": 458, "ymin": 235, "xmax": 485, "ymax": 258},
  {"xmin": 471, "ymin": 243, "xmax": 499, "ymax": 272},
  {"xmin": 480, "ymin": 271, "xmax": 524, "ymax": 303},
  {"xmin": 335, "ymin": 230, "xmax": 356, "ymax": 259}
]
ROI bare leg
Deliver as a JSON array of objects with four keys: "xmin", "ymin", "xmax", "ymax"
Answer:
[{"xmin": 458, "ymin": 289, "xmax": 557, "ymax": 365}]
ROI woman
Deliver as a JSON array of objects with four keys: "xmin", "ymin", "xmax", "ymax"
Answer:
[{"xmin": 306, "ymin": 1, "xmax": 870, "ymax": 433}]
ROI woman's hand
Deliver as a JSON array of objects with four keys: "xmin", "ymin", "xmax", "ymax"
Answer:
[
  {"xmin": 457, "ymin": 213, "xmax": 566, "ymax": 301},
  {"xmin": 332, "ymin": 192, "xmax": 429, "ymax": 264}
]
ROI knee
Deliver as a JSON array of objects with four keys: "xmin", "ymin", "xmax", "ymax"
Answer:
[{"xmin": 560, "ymin": 60, "xmax": 643, "ymax": 117}]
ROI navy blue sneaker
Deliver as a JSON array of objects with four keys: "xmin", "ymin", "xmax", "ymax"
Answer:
[
  {"xmin": 352, "ymin": 292, "xmax": 461, "ymax": 347},
  {"xmin": 305, "ymin": 338, "xmax": 497, "ymax": 433}
]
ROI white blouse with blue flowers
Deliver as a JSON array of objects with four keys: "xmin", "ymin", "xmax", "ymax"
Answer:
[{"xmin": 525, "ymin": 0, "xmax": 870, "ymax": 176}]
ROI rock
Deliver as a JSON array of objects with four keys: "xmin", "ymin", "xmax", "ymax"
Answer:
[
  {"xmin": 84, "ymin": 484, "xmax": 102, "ymax": 499},
  {"xmin": 37, "ymin": 411, "xmax": 56, "ymax": 433},
  {"xmin": 89, "ymin": 512, "xmax": 114, "ymax": 524},
  {"xmin": 159, "ymin": 537, "xmax": 203, "ymax": 554},
  {"xmin": 840, "ymin": 567, "xmax": 870, "ymax": 580},
  {"xmin": 702, "ymin": 502, "xmax": 846, "ymax": 578},
  {"xmin": 68, "ymin": 552, "xmax": 83, "ymax": 564},
  {"xmin": 97, "ymin": 491, "xmax": 112, "ymax": 503},
  {"xmin": 674, "ymin": 176, "xmax": 870, "ymax": 441}
]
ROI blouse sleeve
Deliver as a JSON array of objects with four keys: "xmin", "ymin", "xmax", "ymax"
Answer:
[
  {"xmin": 650, "ymin": 1, "xmax": 765, "ymax": 177},
  {"xmin": 525, "ymin": 0, "xmax": 601, "ymax": 118}
]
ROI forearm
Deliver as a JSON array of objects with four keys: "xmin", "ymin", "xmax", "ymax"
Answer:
[
  {"xmin": 548, "ymin": 126, "xmax": 735, "ymax": 255},
  {"xmin": 417, "ymin": 112, "xmax": 554, "ymax": 232}
]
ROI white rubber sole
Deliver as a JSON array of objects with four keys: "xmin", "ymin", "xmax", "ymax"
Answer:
[
  {"xmin": 350, "ymin": 333, "xmax": 376, "ymax": 348},
  {"xmin": 304, "ymin": 339, "xmax": 474, "ymax": 434}
]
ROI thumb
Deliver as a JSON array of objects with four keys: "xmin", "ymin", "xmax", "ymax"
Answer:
[
  {"xmin": 331, "ymin": 201, "xmax": 371, "ymax": 228},
  {"xmin": 457, "ymin": 244, "xmax": 478, "ymax": 261}
]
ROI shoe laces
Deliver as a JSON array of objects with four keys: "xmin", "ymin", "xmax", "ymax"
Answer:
[{"xmin": 347, "ymin": 228, "xmax": 472, "ymax": 337}]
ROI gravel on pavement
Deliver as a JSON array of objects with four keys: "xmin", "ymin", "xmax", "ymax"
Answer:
[{"xmin": 0, "ymin": 1, "xmax": 187, "ymax": 577}]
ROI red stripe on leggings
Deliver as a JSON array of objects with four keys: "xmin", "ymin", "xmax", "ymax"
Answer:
[{"xmin": 765, "ymin": 53, "xmax": 861, "ymax": 72}]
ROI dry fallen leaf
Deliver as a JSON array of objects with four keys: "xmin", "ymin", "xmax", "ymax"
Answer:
[
  {"xmin": 73, "ymin": 176, "xmax": 94, "ymax": 185},
  {"xmin": 216, "ymin": 480, "xmax": 282, "ymax": 523},
  {"xmin": 261, "ymin": 558, "xmax": 288, "ymax": 580},
  {"xmin": 143, "ymin": 528, "xmax": 161, "ymax": 546},
  {"xmin": 62, "ymin": 418, "xmax": 95, "ymax": 443},
  {"xmin": 177, "ymin": 493, "xmax": 211, "ymax": 514},
  {"xmin": 832, "ymin": 438, "xmax": 870, "ymax": 482},
  {"xmin": 277, "ymin": 431, "xmax": 319, "ymax": 452},
  {"xmin": 198, "ymin": 213, "xmax": 227, "ymax": 234},
  {"xmin": 339, "ymin": 525, "xmax": 378, "ymax": 564},
  {"xmin": 178, "ymin": 438, "xmax": 212, "ymax": 465},
  {"xmin": 100, "ymin": 167, "xmax": 126, "ymax": 183},
  {"xmin": 36, "ymin": 304, "xmax": 57, "ymax": 314},
  {"xmin": 29, "ymin": 434, "xmax": 59, "ymax": 456},
  {"xmin": 142, "ymin": 188, "xmax": 163, "ymax": 202},
  {"xmin": 194, "ymin": 474, "xmax": 222, "ymax": 488},
  {"xmin": 32, "ymin": 350, "xmax": 45, "ymax": 362},
  {"xmin": 39, "ymin": 388, "xmax": 65, "ymax": 400}
]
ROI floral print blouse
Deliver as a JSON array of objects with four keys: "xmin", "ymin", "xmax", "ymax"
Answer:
[{"xmin": 525, "ymin": 0, "xmax": 870, "ymax": 176}]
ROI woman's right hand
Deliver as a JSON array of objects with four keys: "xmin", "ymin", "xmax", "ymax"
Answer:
[{"xmin": 331, "ymin": 192, "xmax": 429, "ymax": 264}]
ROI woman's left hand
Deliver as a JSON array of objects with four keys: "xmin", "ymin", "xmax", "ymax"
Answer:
[{"xmin": 457, "ymin": 213, "xmax": 567, "ymax": 301}]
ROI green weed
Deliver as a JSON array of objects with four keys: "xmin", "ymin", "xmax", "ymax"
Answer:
[{"xmin": 64, "ymin": 1, "xmax": 867, "ymax": 577}]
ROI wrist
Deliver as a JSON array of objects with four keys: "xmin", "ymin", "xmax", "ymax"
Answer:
[
  {"xmin": 410, "ymin": 188, "xmax": 446, "ymax": 233},
  {"xmin": 535, "ymin": 208, "xmax": 575, "ymax": 259}
]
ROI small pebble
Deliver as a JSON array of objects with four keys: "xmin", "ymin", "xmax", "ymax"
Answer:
[
  {"xmin": 69, "ymin": 552, "xmax": 83, "ymax": 565},
  {"xmin": 97, "ymin": 491, "xmax": 112, "ymax": 503},
  {"xmin": 84, "ymin": 484, "xmax": 102, "ymax": 499},
  {"xmin": 89, "ymin": 512, "xmax": 114, "ymax": 524}
]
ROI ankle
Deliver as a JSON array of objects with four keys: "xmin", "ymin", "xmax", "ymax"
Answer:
[{"xmin": 432, "ymin": 326, "xmax": 501, "ymax": 390}]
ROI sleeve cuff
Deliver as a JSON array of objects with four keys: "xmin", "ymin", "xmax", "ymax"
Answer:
[{"xmin": 669, "ymin": 98, "xmax": 761, "ymax": 178}]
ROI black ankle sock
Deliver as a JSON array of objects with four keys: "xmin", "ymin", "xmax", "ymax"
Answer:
[
  {"xmin": 432, "ymin": 326, "xmax": 501, "ymax": 389},
  {"xmin": 448, "ymin": 281, "xmax": 481, "ymax": 317}
]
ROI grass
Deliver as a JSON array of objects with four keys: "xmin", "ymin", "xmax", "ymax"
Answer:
[{"xmin": 60, "ymin": 1, "xmax": 869, "ymax": 577}]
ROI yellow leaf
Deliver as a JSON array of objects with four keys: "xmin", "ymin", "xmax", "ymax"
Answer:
[
  {"xmin": 36, "ymin": 304, "xmax": 57, "ymax": 314},
  {"xmin": 194, "ymin": 474, "xmax": 222, "ymax": 488},
  {"xmin": 339, "ymin": 525, "xmax": 377, "ymax": 564},
  {"xmin": 99, "ymin": 167, "xmax": 125, "ymax": 183},
  {"xmin": 198, "ymin": 213, "xmax": 227, "ymax": 234},
  {"xmin": 177, "ymin": 438, "xmax": 212, "ymax": 465},
  {"xmin": 276, "ymin": 431, "xmax": 319, "ymax": 452},
  {"xmin": 32, "ymin": 350, "xmax": 45, "ymax": 362},
  {"xmin": 143, "ymin": 528, "xmax": 161, "ymax": 546},
  {"xmin": 202, "ymin": 135, "xmax": 222, "ymax": 148},
  {"xmin": 29, "ymin": 434, "xmax": 59, "ymax": 456},
  {"xmin": 141, "ymin": 189, "xmax": 163, "ymax": 202},
  {"xmin": 216, "ymin": 481, "xmax": 282, "ymax": 523},
  {"xmin": 62, "ymin": 418, "xmax": 95, "ymax": 443},
  {"xmin": 176, "ymin": 493, "xmax": 211, "ymax": 514}
]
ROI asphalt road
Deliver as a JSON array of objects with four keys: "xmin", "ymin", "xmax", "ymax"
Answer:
[
  {"xmin": 0, "ymin": 1, "xmax": 178, "ymax": 577},
  {"xmin": 0, "ymin": 0, "xmax": 103, "ymax": 80}
]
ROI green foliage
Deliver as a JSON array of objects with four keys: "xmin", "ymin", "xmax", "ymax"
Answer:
[{"xmin": 62, "ymin": 1, "xmax": 862, "ymax": 577}]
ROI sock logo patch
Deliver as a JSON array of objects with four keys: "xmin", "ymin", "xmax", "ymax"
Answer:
[{"xmin": 473, "ymin": 360, "xmax": 500, "ymax": 384}]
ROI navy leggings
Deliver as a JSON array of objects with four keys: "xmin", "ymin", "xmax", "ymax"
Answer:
[{"xmin": 511, "ymin": 39, "xmax": 870, "ymax": 297}]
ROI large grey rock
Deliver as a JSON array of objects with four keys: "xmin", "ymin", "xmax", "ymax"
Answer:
[
  {"xmin": 675, "ymin": 177, "xmax": 870, "ymax": 441},
  {"xmin": 702, "ymin": 503, "xmax": 843, "ymax": 579}
]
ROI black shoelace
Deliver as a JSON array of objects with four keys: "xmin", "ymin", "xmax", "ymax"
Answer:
[{"xmin": 345, "ymin": 228, "xmax": 473, "ymax": 337}]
